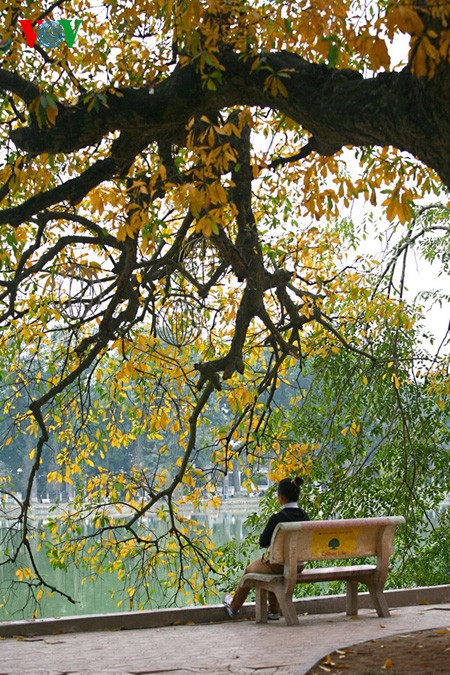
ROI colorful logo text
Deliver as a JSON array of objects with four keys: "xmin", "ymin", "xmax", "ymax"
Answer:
[{"xmin": 18, "ymin": 20, "xmax": 82, "ymax": 49}]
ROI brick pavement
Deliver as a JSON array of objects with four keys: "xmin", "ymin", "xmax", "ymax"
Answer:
[{"xmin": 1, "ymin": 603, "xmax": 450, "ymax": 674}]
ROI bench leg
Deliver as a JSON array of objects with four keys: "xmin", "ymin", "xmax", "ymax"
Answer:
[
  {"xmin": 255, "ymin": 588, "xmax": 268, "ymax": 623},
  {"xmin": 276, "ymin": 591, "xmax": 299, "ymax": 626},
  {"xmin": 346, "ymin": 580, "xmax": 358, "ymax": 616},
  {"xmin": 367, "ymin": 581, "xmax": 391, "ymax": 618}
]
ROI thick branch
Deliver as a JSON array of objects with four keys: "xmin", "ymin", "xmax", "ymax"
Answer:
[
  {"xmin": 0, "ymin": 69, "xmax": 40, "ymax": 104},
  {"xmin": 0, "ymin": 132, "xmax": 150, "ymax": 226},
  {"xmin": 5, "ymin": 49, "xmax": 450, "ymax": 188}
]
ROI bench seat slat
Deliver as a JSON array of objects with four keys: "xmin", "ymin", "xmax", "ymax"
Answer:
[
  {"xmin": 298, "ymin": 564, "xmax": 376, "ymax": 582},
  {"xmin": 242, "ymin": 564, "xmax": 376, "ymax": 587},
  {"xmin": 242, "ymin": 573, "xmax": 284, "ymax": 585}
]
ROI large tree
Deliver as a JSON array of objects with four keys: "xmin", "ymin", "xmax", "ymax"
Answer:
[{"xmin": 0, "ymin": 0, "xmax": 449, "ymax": 614}]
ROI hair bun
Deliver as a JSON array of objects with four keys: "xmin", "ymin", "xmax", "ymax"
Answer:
[{"xmin": 293, "ymin": 476, "xmax": 304, "ymax": 487}]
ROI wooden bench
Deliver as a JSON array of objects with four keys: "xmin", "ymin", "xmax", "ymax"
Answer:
[{"xmin": 241, "ymin": 516, "xmax": 405, "ymax": 625}]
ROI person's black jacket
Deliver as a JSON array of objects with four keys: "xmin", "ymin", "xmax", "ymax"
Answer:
[{"xmin": 259, "ymin": 507, "xmax": 309, "ymax": 548}]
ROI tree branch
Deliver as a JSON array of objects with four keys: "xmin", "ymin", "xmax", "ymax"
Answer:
[
  {"xmin": 4, "ymin": 49, "xmax": 449, "ymax": 188},
  {"xmin": 0, "ymin": 132, "xmax": 150, "ymax": 226},
  {"xmin": 0, "ymin": 69, "xmax": 40, "ymax": 104}
]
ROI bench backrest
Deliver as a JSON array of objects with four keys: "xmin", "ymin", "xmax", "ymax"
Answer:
[{"xmin": 269, "ymin": 517, "xmax": 405, "ymax": 567}]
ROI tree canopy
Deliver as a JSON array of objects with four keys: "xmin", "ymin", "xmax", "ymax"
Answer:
[{"xmin": 0, "ymin": 0, "xmax": 449, "ymax": 615}]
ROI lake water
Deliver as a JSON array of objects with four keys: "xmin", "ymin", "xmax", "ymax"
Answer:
[{"xmin": 0, "ymin": 508, "xmax": 254, "ymax": 621}]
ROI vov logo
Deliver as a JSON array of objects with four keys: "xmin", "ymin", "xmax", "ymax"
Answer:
[{"xmin": 19, "ymin": 19, "xmax": 82, "ymax": 49}]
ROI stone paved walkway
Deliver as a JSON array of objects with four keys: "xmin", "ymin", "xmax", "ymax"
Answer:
[{"xmin": 1, "ymin": 603, "xmax": 449, "ymax": 674}]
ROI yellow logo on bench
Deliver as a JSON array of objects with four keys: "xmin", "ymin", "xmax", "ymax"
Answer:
[{"xmin": 311, "ymin": 529, "xmax": 357, "ymax": 557}]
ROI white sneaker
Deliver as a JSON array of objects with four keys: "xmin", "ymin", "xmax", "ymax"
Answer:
[
  {"xmin": 267, "ymin": 611, "xmax": 281, "ymax": 620},
  {"xmin": 223, "ymin": 593, "xmax": 240, "ymax": 618}
]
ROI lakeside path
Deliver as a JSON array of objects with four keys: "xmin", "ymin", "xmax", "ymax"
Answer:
[{"xmin": 1, "ymin": 602, "xmax": 450, "ymax": 674}]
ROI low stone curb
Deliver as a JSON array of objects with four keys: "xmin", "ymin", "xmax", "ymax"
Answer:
[{"xmin": 0, "ymin": 584, "xmax": 448, "ymax": 638}]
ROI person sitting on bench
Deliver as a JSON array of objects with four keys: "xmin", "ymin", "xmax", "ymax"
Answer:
[{"xmin": 223, "ymin": 476, "xmax": 309, "ymax": 620}]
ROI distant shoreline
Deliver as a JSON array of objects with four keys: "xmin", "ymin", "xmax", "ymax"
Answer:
[{"xmin": 0, "ymin": 496, "xmax": 262, "ymax": 521}]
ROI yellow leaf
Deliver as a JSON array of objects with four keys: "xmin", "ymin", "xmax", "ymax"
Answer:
[
  {"xmin": 159, "ymin": 411, "xmax": 168, "ymax": 430},
  {"xmin": 252, "ymin": 163, "xmax": 261, "ymax": 179},
  {"xmin": 29, "ymin": 449, "xmax": 35, "ymax": 460},
  {"xmin": 91, "ymin": 190, "xmax": 104, "ymax": 214},
  {"xmin": 397, "ymin": 197, "xmax": 412, "ymax": 225},
  {"xmin": 393, "ymin": 7, "xmax": 424, "ymax": 36},
  {"xmin": 411, "ymin": 42, "xmax": 428, "ymax": 78},
  {"xmin": 46, "ymin": 104, "xmax": 58, "ymax": 126},
  {"xmin": 382, "ymin": 658, "xmax": 394, "ymax": 670},
  {"xmin": 370, "ymin": 39, "xmax": 390, "ymax": 71},
  {"xmin": 386, "ymin": 194, "xmax": 399, "ymax": 221}
]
